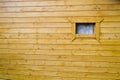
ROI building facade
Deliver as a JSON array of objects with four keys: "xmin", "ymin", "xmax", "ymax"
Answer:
[{"xmin": 0, "ymin": 0, "xmax": 120, "ymax": 80}]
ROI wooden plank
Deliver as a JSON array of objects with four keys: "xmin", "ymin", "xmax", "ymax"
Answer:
[
  {"xmin": 1, "ymin": 59, "xmax": 120, "ymax": 68},
  {"xmin": 101, "ymin": 28, "xmax": 120, "ymax": 33},
  {"xmin": 0, "ymin": 38, "xmax": 120, "ymax": 45},
  {"xmin": 1, "ymin": 33, "xmax": 120, "ymax": 40},
  {"xmin": 0, "ymin": 36, "xmax": 107, "ymax": 44},
  {"xmin": 37, "ymin": 39, "xmax": 100, "ymax": 45},
  {"xmin": 0, "ymin": 74, "xmax": 35, "ymax": 80},
  {"xmin": 100, "ymin": 33, "xmax": 120, "ymax": 39},
  {"xmin": 0, "ymin": 1, "xmax": 65, "ymax": 7},
  {"xmin": 95, "ymin": 22, "xmax": 100, "ymax": 41},
  {"xmin": 0, "ymin": 49, "xmax": 120, "ymax": 57},
  {"xmin": 101, "ymin": 22, "xmax": 120, "ymax": 27},
  {"xmin": 37, "ymin": 44, "xmax": 120, "ymax": 51},
  {"xmin": 0, "ymin": 33, "xmax": 72, "ymax": 39},
  {"xmin": 0, "ymin": 23, "xmax": 71, "ymax": 28},
  {"xmin": 0, "ymin": 11, "xmax": 119, "ymax": 17},
  {"xmin": 36, "ymin": 33, "xmax": 72, "ymax": 39},
  {"xmin": 70, "ymin": 16, "xmax": 120, "ymax": 22},
  {"xmin": 0, "ymin": 39, "xmax": 99, "ymax": 44},
  {"xmin": 0, "ymin": 17, "xmax": 120, "ymax": 23},
  {"xmin": 0, "ymin": 28, "xmax": 37, "ymax": 33},
  {"xmin": 65, "ymin": 0, "xmax": 120, "ymax": 5},
  {"xmin": 0, "ymin": 39, "xmax": 37, "ymax": 44},
  {"xmin": 0, "ymin": 44, "xmax": 120, "ymax": 50},
  {"xmin": 0, "ymin": 0, "xmax": 120, "ymax": 6},
  {"xmin": 0, "ymin": 4, "xmax": 119, "ymax": 12},
  {"xmin": 0, "ymin": 17, "xmax": 69, "ymax": 23},
  {"xmin": 0, "ymin": 28, "xmax": 71, "ymax": 33},
  {"xmin": 1, "ymin": 54, "xmax": 120, "ymax": 62},
  {"xmin": 0, "ymin": 33, "xmax": 37, "ymax": 39},
  {"xmin": 100, "ymin": 40, "xmax": 120, "ymax": 45},
  {"xmin": 1, "ymin": 69, "xmax": 119, "ymax": 79},
  {"xmin": 1, "ymin": 64, "xmax": 120, "ymax": 74},
  {"xmin": 0, "ymin": 74, "xmax": 117, "ymax": 80},
  {"xmin": 103, "ymin": 16, "xmax": 120, "ymax": 22}
]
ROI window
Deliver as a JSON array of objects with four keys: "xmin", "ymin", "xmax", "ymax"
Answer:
[
  {"xmin": 71, "ymin": 17, "xmax": 103, "ymax": 41},
  {"xmin": 76, "ymin": 23, "xmax": 95, "ymax": 34}
]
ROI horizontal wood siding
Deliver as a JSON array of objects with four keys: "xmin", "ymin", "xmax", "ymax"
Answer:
[{"xmin": 0, "ymin": 0, "xmax": 120, "ymax": 80}]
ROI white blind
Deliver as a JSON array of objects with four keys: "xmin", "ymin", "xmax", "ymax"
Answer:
[{"xmin": 76, "ymin": 23, "xmax": 94, "ymax": 34}]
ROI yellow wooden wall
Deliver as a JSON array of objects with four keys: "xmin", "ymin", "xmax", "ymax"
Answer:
[{"xmin": 0, "ymin": 0, "xmax": 120, "ymax": 80}]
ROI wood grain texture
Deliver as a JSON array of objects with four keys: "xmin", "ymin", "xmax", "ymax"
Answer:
[
  {"xmin": 0, "ymin": 11, "xmax": 119, "ymax": 17},
  {"xmin": 0, "ymin": 5, "xmax": 119, "ymax": 12},
  {"xmin": 0, "ymin": 0, "xmax": 120, "ymax": 80}
]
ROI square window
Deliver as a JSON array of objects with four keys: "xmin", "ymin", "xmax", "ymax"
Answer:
[
  {"xmin": 71, "ymin": 17, "xmax": 103, "ymax": 41},
  {"xmin": 76, "ymin": 23, "xmax": 95, "ymax": 34}
]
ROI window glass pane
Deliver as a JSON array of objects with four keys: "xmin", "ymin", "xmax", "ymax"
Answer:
[{"xmin": 76, "ymin": 23, "xmax": 95, "ymax": 34}]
